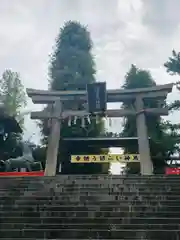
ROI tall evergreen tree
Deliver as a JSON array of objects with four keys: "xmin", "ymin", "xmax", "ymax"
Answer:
[
  {"xmin": 42, "ymin": 21, "xmax": 108, "ymax": 174},
  {"xmin": 121, "ymin": 65, "xmax": 178, "ymax": 174},
  {"xmin": 49, "ymin": 21, "xmax": 95, "ymax": 90}
]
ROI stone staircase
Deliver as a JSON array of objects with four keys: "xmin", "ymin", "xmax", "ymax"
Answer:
[{"xmin": 0, "ymin": 175, "xmax": 180, "ymax": 239}]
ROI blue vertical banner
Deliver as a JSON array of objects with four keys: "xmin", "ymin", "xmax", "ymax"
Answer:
[{"xmin": 87, "ymin": 82, "xmax": 107, "ymax": 113}]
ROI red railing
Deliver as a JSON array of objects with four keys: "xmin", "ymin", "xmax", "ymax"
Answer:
[
  {"xmin": 0, "ymin": 171, "xmax": 44, "ymax": 177},
  {"xmin": 166, "ymin": 167, "xmax": 180, "ymax": 175},
  {"xmin": 1, "ymin": 168, "xmax": 179, "ymax": 176}
]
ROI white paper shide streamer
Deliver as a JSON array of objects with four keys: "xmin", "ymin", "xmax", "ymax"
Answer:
[
  {"xmin": 68, "ymin": 116, "xmax": 72, "ymax": 126},
  {"xmin": 67, "ymin": 114, "xmax": 104, "ymax": 129}
]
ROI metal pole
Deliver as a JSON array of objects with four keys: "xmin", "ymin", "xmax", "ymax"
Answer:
[
  {"xmin": 44, "ymin": 100, "xmax": 62, "ymax": 176},
  {"xmin": 135, "ymin": 96, "xmax": 153, "ymax": 175}
]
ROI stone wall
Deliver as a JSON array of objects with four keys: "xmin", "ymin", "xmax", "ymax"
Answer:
[{"xmin": 0, "ymin": 175, "xmax": 180, "ymax": 239}]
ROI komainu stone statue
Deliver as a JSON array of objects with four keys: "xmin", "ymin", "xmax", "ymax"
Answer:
[{"xmin": 1, "ymin": 141, "xmax": 42, "ymax": 172}]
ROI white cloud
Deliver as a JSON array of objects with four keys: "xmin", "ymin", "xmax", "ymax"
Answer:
[{"xmin": 142, "ymin": 0, "xmax": 180, "ymax": 36}]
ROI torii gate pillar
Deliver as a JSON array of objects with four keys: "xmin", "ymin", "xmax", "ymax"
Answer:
[
  {"xmin": 44, "ymin": 100, "xmax": 62, "ymax": 176},
  {"xmin": 135, "ymin": 96, "xmax": 153, "ymax": 175}
]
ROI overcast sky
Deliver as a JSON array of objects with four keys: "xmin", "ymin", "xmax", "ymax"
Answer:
[{"xmin": 0, "ymin": 0, "xmax": 180, "ymax": 144}]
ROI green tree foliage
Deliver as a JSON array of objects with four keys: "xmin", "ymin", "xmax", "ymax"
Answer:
[
  {"xmin": 164, "ymin": 49, "xmax": 180, "ymax": 111},
  {"xmin": 164, "ymin": 50, "xmax": 180, "ymax": 76},
  {"xmin": 0, "ymin": 70, "xmax": 27, "ymax": 170},
  {"xmin": 49, "ymin": 21, "xmax": 95, "ymax": 90},
  {"xmin": 163, "ymin": 49, "xmax": 180, "ymax": 161},
  {"xmin": 121, "ymin": 65, "xmax": 179, "ymax": 174},
  {"xmin": 41, "ymin": 21, "xmax": 108, "ymax": 174},
  {"xmin": 0, "ymin": 70, "xmax": 27, "ymax": 127}
]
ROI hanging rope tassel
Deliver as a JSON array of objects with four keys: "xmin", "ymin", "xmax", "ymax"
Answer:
[
  {"xmin": 73, "ymin": 116, "xmax": 78, "ymax": 125},
  {"xmin": 87, "ymin": 115, "xmax": 91, "ymax": 124},
  {"xmin": 109, "ymin": 118, "xmax": 112, "ymax": 127},
  {"xmin": 96, "ymin": 115, "xmax": 100, "ymax": 124},
  {"xmin": 47, "ymin": 119, "xmax": 52, "ymax": 128},
  {"xmin": 68, "ymin": 116, "xmax": 72, "ymax": 126},
  {"xmin": 81, "ymin": 117, "xmax": 85, "ymax": 128}
]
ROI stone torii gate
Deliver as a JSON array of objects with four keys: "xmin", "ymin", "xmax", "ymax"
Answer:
[{"xmin": 27, "ymin": 83, "xmax": 173, "ymax": 176}]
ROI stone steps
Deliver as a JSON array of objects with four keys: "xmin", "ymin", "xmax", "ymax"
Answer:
[
  {"xmin": 2, "ymin": 191, "xmax": 179, "ymax": 195},
  {"xmin": 0, "ymin": 175, "xmax": 180, "ymax": 239},
  {"xmin": 0, "ymin": 239, "xmax": 142, "ymax": 240},
  {"xmin": 1, "ymin": 202, "xmax": 180, "ymax": 208},
  {"xmin": 1, "ymin": 197, "xmax": 180, "ymax": 204},
  {"xmin": 1, "ymin": 201, "xmax": 180, "ymax": 207},
  {"xmin": 1, "ymin": 187, "xmax": 180, "ymax": 191},
  {"xmin": 0, "ymin": 175, "xmax": 180, "ymax": 183},
  {"xmin": 2, "ymin": 223, "xmax": 180, "ymax": 230},
  {"xmin": 2, "ymin": 216, "xmax": 180, "ymax": 224},
  {"xmin": 0, "ymin": 228, "xmax": 180, "ymax": 239},
  {"xmin": 0, "ymin": 181, "xmax": 178, "ymax": 184},
  {"xmin": 1, "ymin": 211, "xmax": 180, "ymax": 218},
  {"xmin": 2, "ymin": 199, "xmax": 180, "ymax": 204},
  {"xmin": 1, "ymin": 188, "xmax": 180, "ymax": 194},
  {"xmin": 1, "ymin": 192, "xmax": 180, "ymax": 196},
  {"xmin": 0, "ymin": 180, "xmax": 179, "ymax": 184}
]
